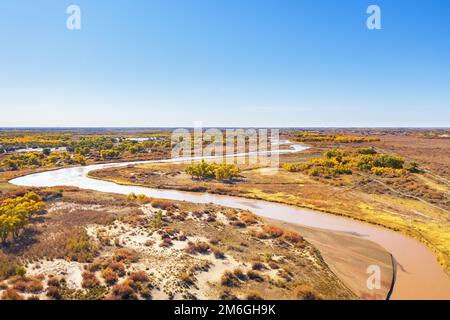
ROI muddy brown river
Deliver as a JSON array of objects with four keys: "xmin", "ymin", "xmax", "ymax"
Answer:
[{"xmin": 9, "ymin": 144, "xmax": 450, "ymax": 299}]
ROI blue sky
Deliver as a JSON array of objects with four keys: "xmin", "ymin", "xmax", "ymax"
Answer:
[{"xmin": 0, "ymin": 0, "xmax": 449, "ymax": 127}]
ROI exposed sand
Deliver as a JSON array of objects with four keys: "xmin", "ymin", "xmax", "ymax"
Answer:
[{"xmin": 269, "ymin": 219, "xmax": 393, "ymax": 299}]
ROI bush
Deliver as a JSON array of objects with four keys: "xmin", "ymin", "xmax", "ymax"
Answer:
[
  {"xmin": 262, "ymin": 225, "xmax": 284, "ymax": 238},
  {"xmin": 186, "ymin": 241, "xmax": 210, "ymax": 254},
  {"xmin": 251, "ymin": 262, "xmax": 265, "ymax": 271},
  {"xmin": 247, "ymin": 270, "xmax": 264, "ymax": 282},
  {"xmin": 82, "ymin": 272, "xmax": 100, "ymax": 288},
  {"xmin": 129, "ymin": 271, "xmax": 148, "ymax": 283},
  {"xmin": 1, "ymin": 288, "xmax": 23, "ymax": 300},
  {"xmin": 46, "ymin": 286, "xmax": 62, "ymax": 300},
  {"xmin": 178, "ymin": 272, "xmax": 194, "ymax": 286},
  {"xmin": 47, "ymin": 277, "xmax": 61, "ymax": 288},
  {"xmin": 26, "ymin": 279, "xmax": 43, "ymax": 293},
  {"xmin": 65, "ymin": 229, "xmax": 98, "ymax": 262},
  {"xmin": 101, "ymin": 268, "xmax": 118, "ymax": 285},
  {"xmin": 282, "ymin": 230, "xmax": 304, "ymax": 244},
  {"xmin": 15, "ymin": 266, "xmax": 26, "ymax": 277},
  {"xmin": 240, "ymin": 212, "xmax": 258, "ymax": 225},
  {"xmin": 0, "ymin": 253, "xmax": 21, "ymax": 280},
  {"xmin": 370, "ymin": 167, "xmax": 405, "ymax": 177},
  {"xmin": 221, "ymin": 271, "xmax": 240, "ymax": 287},
  {"xmin": 111, "ymin": 283, "xmax": 136, "ymax": 300},
  {"xmin": 357, "ymin": 148, "xmax": 377, "ymax": 155},
  {"xmin": 212, "ymin": 247, "xmax": 225, "ymax": 259},
  {"xmin": 87, "ymin": 261, "xmax": 103, "ymax": 272},
  {"xmin": 114, "ymin": 249, "xmax": 139, "ymax": 264},
  {"xmin": 159, "ymin": 237, "xmax": 172, "ymax": 247},
  {"xmin": 233, "ymin": 269, "xmax": 247, "ymax": 281},
  {"xmin": 151, "ymin": 199, "xmax": 176, "ymax": 210},
  {"xmin": 246, "ymin": 291, "xmax": 264, "ymax": 300},
  {"xmin": 12, "ymin": 280, "xmax": 28, "ymax": 292},
  {"xmin": 100, "ymin": 149, "xmax": 121, "ymax": 160},
  {"xmin": 373, "ymin": 155, "xmax": 405, "ymax": 169},
  {"xmin": 295, "ymin": 284, "xmax": 322, "ymax": 300},
  {"xmin": 282, "ymin": 163, "xmax": 302, "ymax": 172},
  {"xmin": 106, "ymin": 261, "xmax": 126, "ymax": 276}
]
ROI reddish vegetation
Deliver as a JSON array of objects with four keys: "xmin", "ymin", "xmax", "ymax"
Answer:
[
  {"xmin": 186, "ymin": 241, "xmax": 210, "ymax": 254},
  {"xmin": 282, "ymin": 230, "xmax": 304, "ymax": 244},
  {"xmin": 151, "ymin": 199, "xmax": 177, "ymax": 210},
  {"xmin": 1, "ymin": 288, "xmax": 23, "ymax": 300},
  {"xmin": 111, "ymin": 282, "xmax": 136, "ymax": 300},
  {"xmin": 82, "ymin": 272, "xmax": 100, "ymax": 288},
  {"xmin": 114, "ymin": 249, "xmax": 139, "ymax": 263},
  {"xmin": 262, "ymin": 225, "xmax": 284, "ymax": 238},
  {"xmin": 240, "ymin": 212, "xmax": 258, "ymax": 225},
  {"xmin": 101, "ymin": 268, "xmax": 118, "ymax": 285},
  {"xmin": 129, "ymin": 271, "xmax": 149, "ymax": 283}
]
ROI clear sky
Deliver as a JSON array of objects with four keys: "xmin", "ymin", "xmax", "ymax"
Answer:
[{"xmin": 0, "ymin": 0, "xmax": 449, "ymax": 127}]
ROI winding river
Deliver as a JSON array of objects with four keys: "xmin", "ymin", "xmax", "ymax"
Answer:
[{"xmin": 9, "ymin": 143, "xmax": 450, "ymax": 299}]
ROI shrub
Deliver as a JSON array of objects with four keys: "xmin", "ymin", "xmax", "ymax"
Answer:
[
  {"xmin": 370, "ymin": 167, "xmax": 405, "ymax": 177},
  {"xmin": 282, "ymin": 230, "xmax": 304, "ymax": 244},
  {"xmin": 82, "ymin": 272, "xmax": 100, "ymax": 288},
  {"xmin": 221, "ymin": 271, "xmax": 240, "ymax": 287},
  {"xmin": 129, "ymin": 271, "xmax": 148, "ymax": 283},
  {"xmin": 233, "ymin": 269, "xmax": 247, "ymax": 281},
  {"xmin": 101, "ymin": 268, "xmax": 118, "ymax": 285},
  {"xmin": 295, "ymin": 284, "xmax": 322, "ymax": 300},
  {"xmin": 246, "ymin": 291, "xmax": 264, "ymax": 300},
  {"xmin": 100, "ymin": 149, "xmax": 121, "ymax": 160},
  {"xmin": 178, "ymin": 272, "xmax": 194, "ymax": 286},
  {"xmin": 136, "ymin": 194, "xmax": 151, "ymax": 205},
  {"xmin": 0, "ymin": 253, "xmax": 20, "ymax": 280},
  {"xmin": 15, "ymin": 266, "xmax": 27, "ymax": 277},
  {"xmin": 47, "ymin": 277, "xmax": 61, "ymax": 288},
  {"xmin": 247, "ymin": 270, "xmax": 264, "ymax": 282},
  {"xmin": 87, "ymin": 261, "xmax": 103, "ymax": 272},
  {"xmin": 111, "ymin": 283, "xmax": 136, "ymax": 300},
  {"xmin": 262, "ymin": 225, "xmax": 284, "ymax": 238},
  {"xmin": 240, "ymin": 212, "xmax": 258, "ymax": 224},
  {"xmin": 186, "ymin": 241, "xmax": 210, "ymax": 254},
  {"xmin": 46, "ymin": 286, "xmax": 62, "ymax": 300},
  {"xmin": 159, "ymin": 237, "xmax": 172, "ymax": 247},
  {"xmin": 65, "ymin": 229, "xmax": 98, "ymax": 262},
  {"xmin": 12, "ymin": 280, "xmax": 28, "ymax": 292},
  {"xmin": 373, "ymin": 155, "xmax": 405, "ymax": 169},
  {"xmin": 114, "ymin": 249, "xmax": 139, "ymax": 263},
  {"xmin": 230, "ymin": 220, "xmax": 246, "ymax": 228},
  {"xmin": 151, "ymin": 199, "xmax": 176, "ymax": 210},
  {"xmin": 357, "ymin": 148, "xmax": 377, "ymax": 155},
  {"xmin": 408, "ymin": 161, "xmax": 420, "ymax": 173},
  {"xmin": 106, "ymin": 261, "xmax": 126, "ymax": 276},
  {"xmin": 251, "ymin": 262, "xmax": 265, "ymax": 271},
  {"xmin": 219, "ymin": 290, "xmax": 238, "ymax": 300},
  {"xmin": 26, "ymin": 280, "xmax": 43, "ymax": 293},
  {"xmin": 282, "ymin": 163, "xmax": 302, "ymax": 172},
  {"xmin": 1, "ymin": 288, "xmax": 23, "ymax": 300},
  {"xmin": 212, "ymin": 247, "xmax": 225, "ymax": 259}
]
